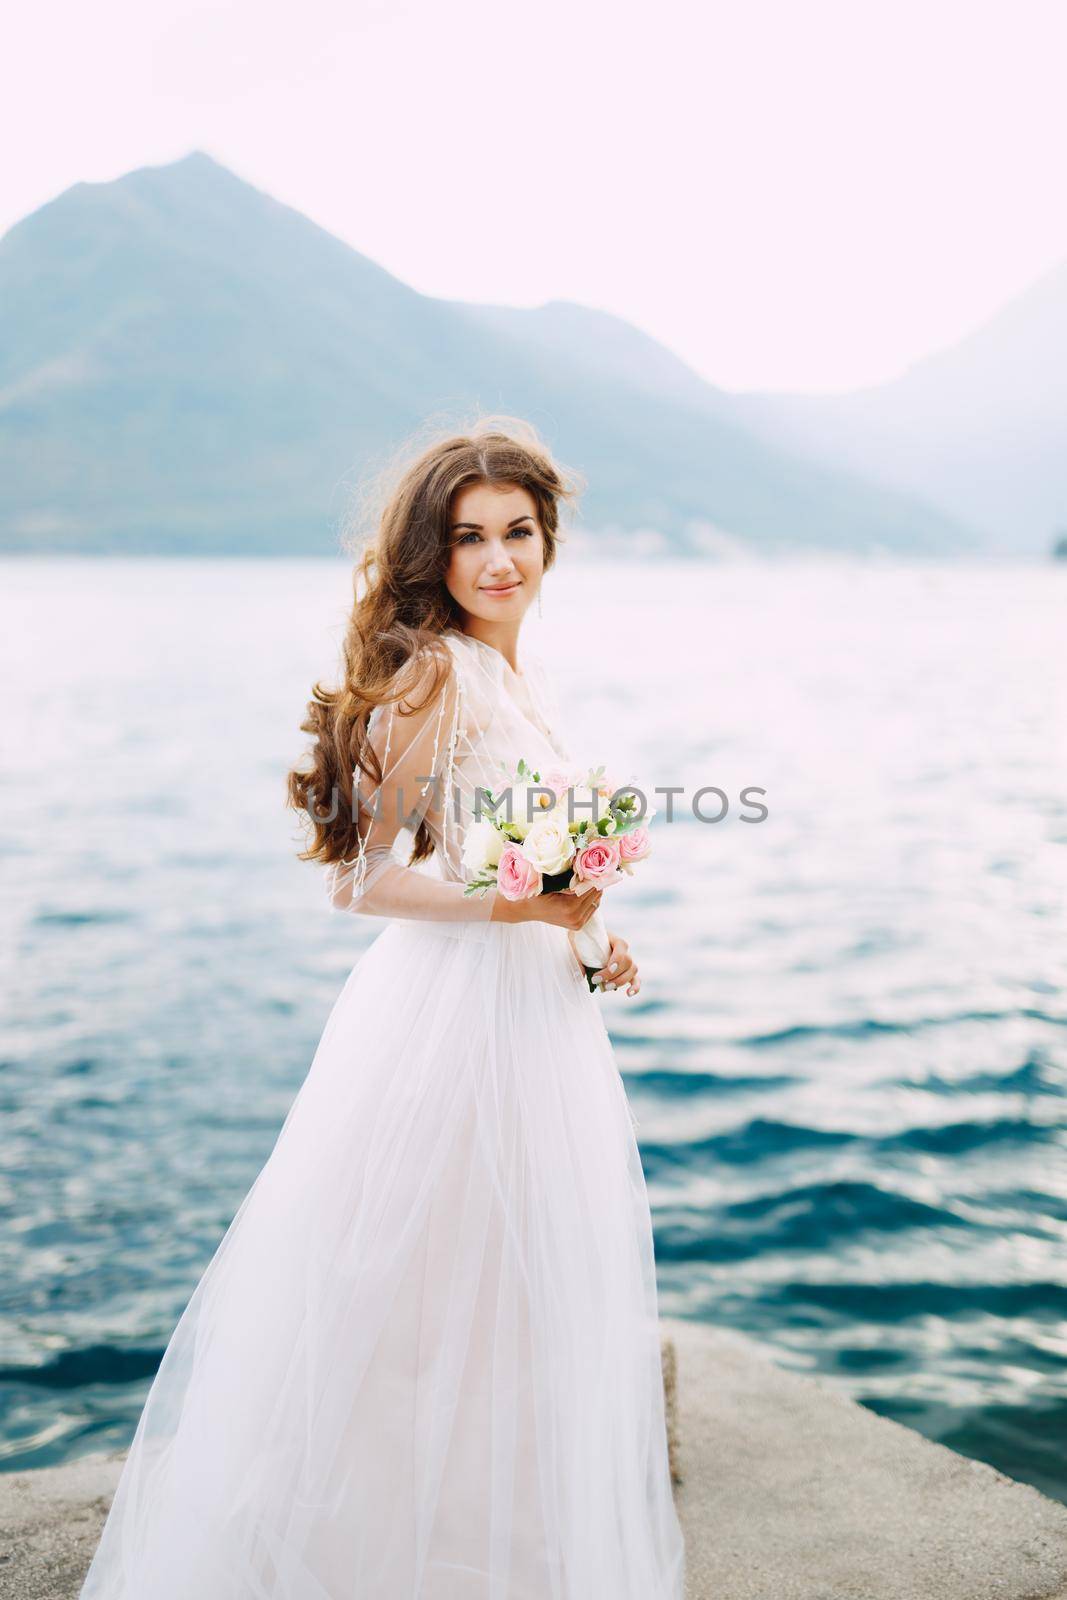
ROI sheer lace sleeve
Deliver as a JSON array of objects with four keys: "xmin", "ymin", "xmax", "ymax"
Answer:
[{"xmin": 323, "ymin": 647, "xmax": 499, "ymax": 926}]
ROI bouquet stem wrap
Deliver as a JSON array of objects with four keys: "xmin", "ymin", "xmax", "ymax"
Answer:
[{"xmin": 571, "ymin": 904, "xmax": 612, "ymax": 992}]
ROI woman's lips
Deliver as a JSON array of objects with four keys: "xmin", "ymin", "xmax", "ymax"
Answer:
[{"xmin": 480, "ymin": 581, "xmax": 521, "ymax": 596}]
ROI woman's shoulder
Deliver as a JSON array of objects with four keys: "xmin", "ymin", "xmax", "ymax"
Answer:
[
  {"xmin": 393, "ymin": 627, "xmax": 550, "ymax": 714},
  {"xmin": 438, "ymin": 628, "xmax": 507, "ymax": 699},
  {"xmin": 386, "ymin": 636, "xmax": 458, "ymax": 716},
  {"xmin": 442, "ymin": 627, "xmax": 546, "ymax": 677}
]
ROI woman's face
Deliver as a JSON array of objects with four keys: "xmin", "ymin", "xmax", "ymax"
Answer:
[{"xmin": 444, "ymin": 481, "xmax": 545, "ymax": 627}]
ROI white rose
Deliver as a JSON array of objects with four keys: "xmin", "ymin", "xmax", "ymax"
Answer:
[
  {"xmin": 499, "ymin": 782, "xmax": 556, "ymax": 839},
  {"xmin": 520, "ymin": 816, "xmax": 577, "ymax": 876},
  {"xmin": 461, "ymin": 819, "xmax": 504, "ymax": 874},
  {"xmin": 563, "ymin": 785, "xmax": 610, "ymax": 833}
]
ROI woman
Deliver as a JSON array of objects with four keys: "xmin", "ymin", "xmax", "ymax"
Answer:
[{"xmin": 79, "ymin": 418, "xmax": 685, "ymax": 1598}]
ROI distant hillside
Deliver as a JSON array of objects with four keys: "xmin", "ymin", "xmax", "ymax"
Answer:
[
  {"xmin": 731, "ymin": 261, "xmax": 1067, "ymax": 555},
  {"xmin": 0, "ymin": 150, "xmax": 979, "ymax": 556}
]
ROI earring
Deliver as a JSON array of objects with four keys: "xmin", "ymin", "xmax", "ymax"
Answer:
[{"xmin": 537, "ymin": 583, "xmax": 544, "ymax": 619}]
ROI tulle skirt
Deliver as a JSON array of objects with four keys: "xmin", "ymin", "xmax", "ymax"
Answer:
[{"xmin": 79, "ymin": 916, "xmax": 685, "ymax": 1599}]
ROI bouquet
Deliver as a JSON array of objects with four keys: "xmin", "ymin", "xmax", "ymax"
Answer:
[{"xmin": 462, "ymin": 759, "xmax": 654, "ymax": 992}]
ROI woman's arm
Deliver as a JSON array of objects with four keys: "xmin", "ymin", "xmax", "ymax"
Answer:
[{"xmin": 324, "ymin": 649, "xmax": 499, "ymax": 924}]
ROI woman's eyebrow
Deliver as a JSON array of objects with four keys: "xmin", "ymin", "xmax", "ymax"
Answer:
[{"xmin": 450, "ymin": 515, "xmax": 534, "ymax": 531}]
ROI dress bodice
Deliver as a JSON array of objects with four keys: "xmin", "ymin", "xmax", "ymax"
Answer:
[
  {"xmin": 422, "ymin": 628, "xmax": 573, "ymax": 888},
  {"xmin": 326, "ymin": 627, "xmax": 573, "ymax": 920}
]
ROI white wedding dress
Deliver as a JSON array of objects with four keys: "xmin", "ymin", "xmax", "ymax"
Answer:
[{"xmin": 79, "ymin": 626, "xmax": 685, "ymax": 1599}]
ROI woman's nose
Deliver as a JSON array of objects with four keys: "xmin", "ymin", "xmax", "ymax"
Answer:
[{"xmin": 484, "ymin": 543, "xmax": 516, "ymax": 573}]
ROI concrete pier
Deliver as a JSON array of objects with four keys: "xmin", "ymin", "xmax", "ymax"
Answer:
[
  {"xmin": 2, "ymin": 1316, "xmax": 1066, "ymax": 1599},
  {"xmin": 664, "ymin": 1316, "xmax": 1067, "ymax": 1600}
]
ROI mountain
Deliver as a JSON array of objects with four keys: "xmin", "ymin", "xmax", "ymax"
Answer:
[
  {"xmin": 730, "ymin": 261, "xmax": 1067, "ymax": 555},
  {"xmin": 0, "ymin": 150, "xmax": 979, "ymax": 556}
]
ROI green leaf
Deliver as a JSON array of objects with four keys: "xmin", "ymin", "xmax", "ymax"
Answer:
[{"xmin": 464, "ymin": 875, "xmax": 496, "ymax": 896}]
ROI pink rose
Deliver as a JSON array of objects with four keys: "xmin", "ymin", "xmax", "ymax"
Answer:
[
  {"xmin": 618, "ymin": 825, "xmax": 651, "ymax": 864},
  {"xmin": 497, "ymin": 842, "xmax": 543, "ymax": 900},
  {"xmin": 572, "ymin": 836, "xmax": 622, "ymax": 884},
  {"xmin": 541, "ymin": 766, "xmax": 577, "ymax": 806}
]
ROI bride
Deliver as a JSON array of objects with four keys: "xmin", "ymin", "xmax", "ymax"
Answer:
[{"xmin": 78, "ymin": 418, "xmax": 685, "ymax": 1599}]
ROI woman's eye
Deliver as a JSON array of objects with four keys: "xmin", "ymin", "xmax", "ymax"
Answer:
[{"xmin": 455, "ymin": 525, "xmax": 533, "ymax": 545}]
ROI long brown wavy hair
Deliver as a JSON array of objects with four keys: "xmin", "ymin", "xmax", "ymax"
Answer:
[{"xmin": 286, "ymin": 414, "xmax": 583, "ymax": 872}]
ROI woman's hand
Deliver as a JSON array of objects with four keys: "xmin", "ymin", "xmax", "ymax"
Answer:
[
  {"xmin": 491, "ymin": 885, "xmax": 604, "ymax": 930},
  {"xmin": 589, "ymin": 930, "xmax": 641, "ymax": 996}
]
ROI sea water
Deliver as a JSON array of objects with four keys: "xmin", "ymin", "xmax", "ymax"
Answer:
[{"xmin": 1, "ymin": 554, "xmax": 1064, "ymax": 1501}]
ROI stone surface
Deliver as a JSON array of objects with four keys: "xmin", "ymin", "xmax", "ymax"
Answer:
[{"xmin": 664, "ymin": 1315, "xmax": 1067, "ymax": 1600}]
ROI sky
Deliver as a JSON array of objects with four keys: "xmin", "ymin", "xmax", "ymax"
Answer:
[{"xmin": 2, "ymin": 0, "xmax": 1065, "ymax": 394}]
